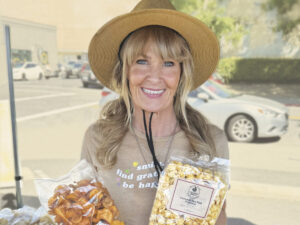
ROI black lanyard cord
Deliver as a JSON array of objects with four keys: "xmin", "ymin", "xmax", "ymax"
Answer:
[
  {"xmin": 142, "ymin": 110, "xmax": 163, "ymax": 180},
  {"xmin": 148, "ymin": 112, "xmax": 163, "ymax": 173}
]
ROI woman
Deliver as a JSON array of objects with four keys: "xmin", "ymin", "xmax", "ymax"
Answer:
[{"xmin": 81, "ymin": 0, "xmax": 229, "ymax": 224}]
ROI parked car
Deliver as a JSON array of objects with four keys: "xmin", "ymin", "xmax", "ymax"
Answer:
[
  {"xmin": 71, "ymin": 63, "xmax": 83, "ymax": 78},
  {"xmin": 59, "ymin": 61, "xmax": 77, "ymax": 78},
  {"xmin": 80, "ymin": 63, "xmax": 103, "ymax": 88},
  {"xmin": 188, "ymin": 80, "xmax": 288, "ymax": 142},
  {"xmin": 45, "ymin": 64, "xmax": 62, "ymax": 79},
  {"xmin": 13, "ymin": 62, "xmax": 44, "ymax": 80},
  {"xmin": 99, "ymin": 80, "xmax": 289, "ymax": 143}
]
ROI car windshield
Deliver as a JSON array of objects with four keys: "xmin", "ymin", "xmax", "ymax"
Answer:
[{"xmin": 203, "ymin": 80, "xmax": 241, "ymax": 98}]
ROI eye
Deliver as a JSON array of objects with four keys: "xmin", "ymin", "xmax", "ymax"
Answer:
[
  {"xmin": 136, "ymin": 59, "xmax": 148, "ymax": 65},
  {"xmin": 164, "ymin": 61, "xmax": 174, "ymax": 67}
]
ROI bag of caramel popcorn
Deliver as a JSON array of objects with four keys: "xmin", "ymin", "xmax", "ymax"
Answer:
[
  {"xmin": 35, "ymin": 160, "xmax": 125, "ymax": 225},
  {"xmin": 149, "ymin": 156, "xmax": 230, "ymax": 225}
]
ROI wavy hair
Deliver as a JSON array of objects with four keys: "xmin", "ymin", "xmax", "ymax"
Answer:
[{"xmin": 96, "ymin": 26, "xmax": 216, "ymax": 167}]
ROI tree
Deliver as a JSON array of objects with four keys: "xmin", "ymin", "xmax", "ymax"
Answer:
[
  {"xmin": 262, "ymin": 0, "xmax": 300, "ymax": 35},
  {"xmin": 262, "ymin": 0, "xmax": 300, "ymax": 46},
  {"xmin": 170, "ymin": 0, "xmax": 247, "ymax": 52}
]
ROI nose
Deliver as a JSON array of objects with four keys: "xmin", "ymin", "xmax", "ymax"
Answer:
[{"xmin": 146, "ymin": 63, "xmax": 162, "ymax": 81}]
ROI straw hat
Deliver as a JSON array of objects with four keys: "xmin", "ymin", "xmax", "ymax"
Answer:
[{"xmin": 88, "ymin": 0, "xmax": 220, "ymax": 90}]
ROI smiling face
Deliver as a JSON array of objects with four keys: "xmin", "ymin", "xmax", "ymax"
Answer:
[
  {"xmin": 114, "ymin": 26, "xmax": 193, "ymax": 123},
  {"xmin": 128, "ymin": 39, "xmax": 181, "ymax": 114}
]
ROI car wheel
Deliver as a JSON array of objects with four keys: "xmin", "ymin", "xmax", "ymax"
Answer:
[
  {"xmin": 226, "ymin": 115, "xmax": 256, "ymax": 142},
  {"xmin": 83, "ymin": 82, "xmax": 89, "ymax": 88},
  {"xmin": 22, "ymin": 73, "xmax": 27, "ymax": 80},
  {"xmin": 38, "ymin": 73, "xmax": 43, "ymax": 80}
]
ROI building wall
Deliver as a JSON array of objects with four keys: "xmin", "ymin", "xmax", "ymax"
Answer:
[
  {"xmin": 0, "ymin": 16, "xmax": 58, "ymax": 69},
  {"xmin": 0, "ymin": 0, "xmax": 140, "ymax": 55}
]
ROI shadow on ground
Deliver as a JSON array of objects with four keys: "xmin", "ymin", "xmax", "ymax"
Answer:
[
  {"xmin": 0, "ymin": 193, "xmax": 40, "ymax": 210},
  {"xmin": 253, "ymin": 136, "xmax": 281, "ymax": 143},
  {"xmin": 229, "ymin": 136, "xmax": 281, "ymax": 144},
  {"xmin": 228, "ymin": 217, "xmax": 257, "ymax": 225},
  {"xmin": 80, "ymin": 84, "xmax": 103, "ymax": 89}
]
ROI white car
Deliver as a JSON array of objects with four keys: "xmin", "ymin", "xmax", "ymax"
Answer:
[
  {"xmin": 13, "ymin": 62, "xmax": 44, "ymax": 80},
  {"xmin": 188, "ymin": 80, "xmax": 289, "ymax": 142},
  {"xmin": 99, "ymin": 80, "xmax": 289, "ymax": 143}
]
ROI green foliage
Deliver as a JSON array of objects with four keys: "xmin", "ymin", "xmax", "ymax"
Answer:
[
  {"xmin": 217, "ymin": 58, "xmax": 300, "ymax": 83},
  {"xmin": 262, "ymin": 0, "xmax": 300, "ymax": 36},
  {"xmin": 169, "ymin": 0, "xmax": 197, "ymax": 11},
  {"xmin": 262, "ymin": 0, "xmax": 298, "ymax": 14},
  {"xmin": 170, "ymin": 0, "xmax": 247, "ymax": 47},
  {"xmin": 217, "ymin": 57, "xmax": 238, "ymax": 82},
  {"xmin": 276, "ymin": 17, "xmax": 300, "ymax": 36}
]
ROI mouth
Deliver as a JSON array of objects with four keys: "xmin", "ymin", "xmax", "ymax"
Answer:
[{"xmin": 141, "ymin": 87, "xmax": 165, "ymax": 97}]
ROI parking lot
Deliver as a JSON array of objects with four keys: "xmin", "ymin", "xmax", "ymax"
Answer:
[{"xmin": 1, "ymin": 78, "xmax": 300, "ymax": 225}]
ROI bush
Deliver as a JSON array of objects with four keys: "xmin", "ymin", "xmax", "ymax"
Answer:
[{"xmin": 217, "ymin": 58, "xmax": 300, "ymax": 83}]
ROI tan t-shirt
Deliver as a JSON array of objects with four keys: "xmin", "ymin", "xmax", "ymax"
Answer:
[{"xmin": 81, "ymin": 121, "xmax": 229, "ymax": 225}]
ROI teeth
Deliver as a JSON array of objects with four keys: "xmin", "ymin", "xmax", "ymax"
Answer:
[{"xmin": 142, "ymin": 88, "xmax": 164, "ymax": 95}]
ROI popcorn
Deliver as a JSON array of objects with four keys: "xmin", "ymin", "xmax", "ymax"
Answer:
[{"xmin": 149, "ymin": 160, "xmax": 229, "ymax": 225}]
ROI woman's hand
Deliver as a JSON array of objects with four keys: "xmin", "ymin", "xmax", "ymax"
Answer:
[{"xmin": 215, "ymin": 201, "xmax": 227, "ymax": 225}]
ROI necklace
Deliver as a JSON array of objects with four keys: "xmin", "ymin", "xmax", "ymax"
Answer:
[{"xmin": 131, "ymin": 121, "xmax": 178, "ymax": 176}]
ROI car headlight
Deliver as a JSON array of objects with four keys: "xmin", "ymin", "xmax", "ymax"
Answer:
[{"xmin": 258, "ymin": 108, "xmax": 279, "ymax": 118}]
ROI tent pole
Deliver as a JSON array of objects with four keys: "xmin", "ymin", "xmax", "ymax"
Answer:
[{"xmin": 5, "ymin": 25, "xmax": 23, "ymax": 208}]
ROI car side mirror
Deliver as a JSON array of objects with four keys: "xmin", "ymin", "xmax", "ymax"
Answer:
[{"xmin": 197, "ymin": 93, "xmax": 209, "ymax": 102}]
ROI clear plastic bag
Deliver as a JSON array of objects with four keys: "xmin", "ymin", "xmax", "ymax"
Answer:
[
  {"xmin": 0, "ymin": 206, "xmax": 55, "ymax": 225},
  {"xmin": 0, "ymin": 208, "xmax": 14, "ymax": 225},
  {"xmin": 149, "ymin": 156, "xmax": 230, "ymax": 225},
  {"xmin": 34, "ymin": 160, "xmax": 125, "ymax": 225}
]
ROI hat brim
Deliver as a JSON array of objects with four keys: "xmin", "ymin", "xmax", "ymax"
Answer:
[{"xmin": 88, "ymin": 9, "xmax": 220, "ymax": 90}]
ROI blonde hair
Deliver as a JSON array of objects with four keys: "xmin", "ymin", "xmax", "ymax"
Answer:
[{"xmin": 97, "ymin": 26, "xmax": 216, "ymax": 167}]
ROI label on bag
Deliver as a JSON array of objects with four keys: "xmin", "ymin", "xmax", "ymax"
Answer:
[{"xmin": 167, "ymin": 178, "xmax": 215, "ymax": 218}]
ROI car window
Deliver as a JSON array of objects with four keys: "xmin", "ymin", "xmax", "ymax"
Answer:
[
  {"xmin": 25, "ymin": 64, "xmax": 35, "ymax": 68},
  {"xmin": 74, "ymin": 64, "xmax": 82, "ymax": 68},
  {"xmin": 188, "ymin": 87, "xmax": 209, "ymax": 98},
  {"xmin": 203, "ymin": 80, "xmax": 240, "ymax": 98}
]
